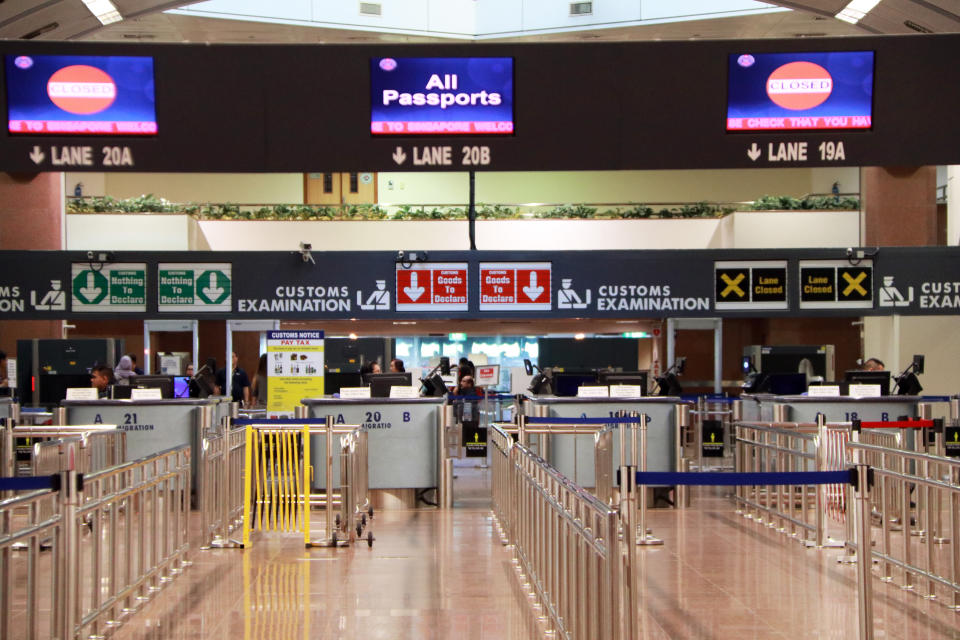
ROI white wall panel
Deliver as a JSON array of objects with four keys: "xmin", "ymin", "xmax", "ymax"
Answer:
[
  {"xmin": 66, "ymin": 215, "xmax": 191, "ymax": 250},
  {"xmin": 640, "ymin": 0, "xmax": 781, "ymax": 21},
  {"xmin": 427, "ymin": 0, "xmax": 477, "ymax": 36},
  {"xmin": 178, "ymin": 0, "xmax": 312, "ymax": 22},
  {"xmin": 730, "ymin": 211, "xmax": 859, "ymax": 248}
]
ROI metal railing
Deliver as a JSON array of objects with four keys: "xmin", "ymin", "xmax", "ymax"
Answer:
[
  {"xmin": 0, "ymin": 443, "xmax": 191, "ymax": 640},
  {"xmin": 2, "ymin": 420, "xmax": 124, "ymax": 479},
  {"xmin": 339, "ymin": 427, "xmax": 373, "ymax": 546},
  {"xmin": 200, "ymin": 423, "xmax": 246, "ymax": 548},
  {"xmin": 846, "ymin": 440, "xmax": 960, "ymax": 610},
  {"xmin": 0, "ymin": 486, "xmax": 61, "ymax": 639},
  {"xmin": 491, "ymin": 424, "xmax": 624, "ymax": 640},
  {"xmin": 74, "ymin": 445, "xmax": 191, "ymax": 639},
  {"xmin": 734, "ymin": 418, "xmax": 847, "ymax": 547}
]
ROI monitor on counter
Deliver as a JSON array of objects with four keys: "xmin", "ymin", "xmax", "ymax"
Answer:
[
  {"xmin": 132, "ymin": 375, "xmax": 174, "ymax": 399},
  {"xmin": 173, "ymin": 376, "xmax": 190, "ymax": 398},
  {"xmin": 597, "ymin": 371, "xmax": 648, "ymax": 394},
  {"xmin": 844, "ymin": 369, "xmax": 890, "ymax": 395},
  {"xmin": 5, "ymin": 54, "xmax": 157, "ymax": 135},
  {"xmin": 552, "ymin": 371, "xmax": 599, "ymax": 397},
  {"xmin": 362, "ymin": 372, "xmax": 413, "ymax": 398}
]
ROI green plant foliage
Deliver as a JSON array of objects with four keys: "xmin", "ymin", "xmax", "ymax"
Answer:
[
  {"xmin": 68, "ymin": 192, "xmax": 855, "ymax": 220},
  {"xmin": 749, "ymin": 194, "xmax": 860, "ymax": 211}
]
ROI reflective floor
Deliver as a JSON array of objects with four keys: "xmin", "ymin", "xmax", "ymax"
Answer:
[{"xmin": 109, "ymin": 466, "xmax": 960, "ymax": 640}]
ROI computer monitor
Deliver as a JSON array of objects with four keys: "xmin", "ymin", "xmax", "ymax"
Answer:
[
  {"xmin": 110, "ymin": 384, "xmax": 133, "ymax": 399},
  {"xmin": 597, "ymin": 371, "xmax": 648, "ymax": 395},
  {"xmin": 655, "ymin": 373, "xmax": 683, "ymax": 397},
  {"xmin": 362, "ymin": 372, "xmax": 413, "ymax": 398},
  {"xmin": 173, "ymin": 376, "xmax": 190, "ymax": 398},
  {"xmin": 325, "ymin": 371, "xmax": 364, "ymax": 395},
  {"xmin": 762, "ymin": 372, "xmax": 808, "ymax": 395},
  {"xmin": 553, "ymin": 371, "xmax": 599, "ymax": 397},
  {"xmin": 844, "ymin": 370, "xmax": 890, "ymax": 395},
  {"xmin": 132, "ymin": 375, "xmax": 175, "ymax": 399},
  {"xmin": 42, "ymin": 373, "xmax": 94, "ymax": 406},
  {"xmin": 421, "ymin": 374, "xmax": 448, "ymax": 397}
]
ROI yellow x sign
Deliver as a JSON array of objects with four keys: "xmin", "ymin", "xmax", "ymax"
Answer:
[
  {"xmin": 720, "ymin": 273, "xmax": 746, "ymax": 298},
  {"xmin": 842, "ymin": 271, "xmax": 867, "ymax": 297}
]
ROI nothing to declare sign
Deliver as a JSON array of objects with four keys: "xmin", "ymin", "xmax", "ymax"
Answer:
[
  {"xmin": 479, "ymin": 262, "xmax": 552, "ymax": 310},
  {"xmin": 395, "ymin": 263, "xmax": 468, "ymax": 311},
  {"xmin": 71, "ymin": 262, "xmax": 146, "ymax": 312},
  {"xmin": 158, "ymin": 263, "xmax": 232, "ymax": 312}
]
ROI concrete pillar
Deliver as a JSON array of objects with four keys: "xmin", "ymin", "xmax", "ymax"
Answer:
[
  {"xmin": 861, "ymin": 166, "xmax": 937, "ymax": 246},
  {"xmin": 0, "ymin": 172, "xmax": 64, "ymax": 358}
]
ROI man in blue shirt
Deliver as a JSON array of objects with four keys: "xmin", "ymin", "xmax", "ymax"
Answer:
[{"xmin": 216, "ymin": 351, "xmax": 251, "ymax": 406}]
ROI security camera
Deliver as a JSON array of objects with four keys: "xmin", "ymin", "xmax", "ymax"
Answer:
[
  {"xmin": 299, "ymin": 242, "xmax": 314, "ymax": 264},
  {"xmin": 396, "ymin": 250, "xmax": 405, "ymax": 260},
  {"xmin": 846, "ymin": 247, "xmax": 854, "ymax": 257}
]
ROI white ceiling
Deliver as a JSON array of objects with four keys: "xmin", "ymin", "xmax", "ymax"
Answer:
[{"xmin": 3, "ymin": 0, "xmax": 954, "ymax": 43}]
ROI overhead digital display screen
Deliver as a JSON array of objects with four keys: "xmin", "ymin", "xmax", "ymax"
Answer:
[
  {"xmin": 370, "ymin": 57, "xmax": 513, "ymax": 135},
  {"xmin": 5, "ymin": 54, "xmax": 157, "ymax": 135},
  {"xmin": 727, "ymin": 51, "xmax": 874, "ymax": 131}
]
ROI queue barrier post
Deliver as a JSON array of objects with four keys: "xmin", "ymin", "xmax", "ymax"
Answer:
[
  {"xmin": 852, "ymin": 461, "xmax": 875, "ymax": 640},
  {"xmin": 634, "ymin": 411, "xmax": 662, "ymax": 546}
]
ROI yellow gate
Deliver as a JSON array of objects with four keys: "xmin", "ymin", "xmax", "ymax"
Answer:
[{"xmin": 242, "ymin": 425, "xmax": 312, "ymax": 547}]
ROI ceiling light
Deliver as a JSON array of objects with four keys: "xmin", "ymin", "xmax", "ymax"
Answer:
[
  {"xmin": 835, "ymin": 0, "xmax": 881, "ymax": 25},
  {"xmin": 82, "ymin": 0, "xmax": 123, "ymax": 26}
]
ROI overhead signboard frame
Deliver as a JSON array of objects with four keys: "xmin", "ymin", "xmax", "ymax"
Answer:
[{"xmin": 1, "ymin": 35, "xmax": 960, "ymax": 172}]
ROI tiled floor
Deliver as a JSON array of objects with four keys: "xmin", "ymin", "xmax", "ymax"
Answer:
[{"xmin": 103, "ymin": 471, "xmax": 960, "ymax": 640}]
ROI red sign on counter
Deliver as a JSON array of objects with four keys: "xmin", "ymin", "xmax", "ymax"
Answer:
[
  {"xmin": 396, "ymin": 263, "xmax": 468, "ymax": 311},
  {"xmin": 479, "ymin": 262, "xmax": 552, "ymax": 310}
]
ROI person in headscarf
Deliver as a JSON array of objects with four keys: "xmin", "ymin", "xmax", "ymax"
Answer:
[{"xmin": 115, "ymin": 355, "xmax": 136, "ymax": 385}]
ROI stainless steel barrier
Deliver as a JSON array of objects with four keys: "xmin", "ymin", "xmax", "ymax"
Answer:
[
  {"xmin": 490, "ymin": 425, "xmax": 625, "ymax": 640},
  {"xmin": 339, "ymin": 427, "xmax": 373, "ymax": 546},
  {"xmin": 200, "ymin": 423, "xmax": 246, "ymax": 548},
  {"xmin": 0, "ymin": 487, "xmax": 61, "ymax": 639},
  {"xmin": 74, "ymin": 445, "xmax": 191, "ymax": 639},
  {"xmin": 440, "ymin": 403, "xmax": 457, "ymax": 509},
  {"xmin": 0, "ymin": 443, "xmax": 191, "ymax": 640},
  {"xmin": 594, "ymin": 425, "xmax": 615, "ymax": 507},
  {"xmin": 846, "ymin": 440, "xmax": 960, "ymax": 610},
  {"xmin": 3, "ymin": 424, "xmax": 124, "ymax": 478},
  {"xmin": 735, "ymin": 419, "xmax": 847, "ymax": 547}
]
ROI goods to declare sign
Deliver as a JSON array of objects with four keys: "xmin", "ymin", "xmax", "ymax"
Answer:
[
  {"xmin": 266, "ymin": 330, "xmax": 324, "ymax": 417},
  {"xmin": 71, "ymin": 262, "xmax": 146, "ymax": 312},
  {"xmin": 479, "ymin": 262, "xmax": 552, "ymax": 311},
  {"xmin": 715, "ymin": 261, "xmax": 787, "ymax": 310},
  {"xmin": 799, "ymin": 260, "xmax": 872, "ymax": 309},
  {"xmin": 395, "ymin": 263, "xmax": 468, "ymax": 311},
  {"xmin": 157, "ymin": 263, "xmax": 232, "ymax": 312}
]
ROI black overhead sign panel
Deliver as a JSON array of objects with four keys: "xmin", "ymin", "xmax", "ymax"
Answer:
[
  {"xmin": 0, "ymin": 247, "xmax": 958, "ymax": 321},
  {"xmin": 1, "ymin": 35, "xmax": 960, "ymax": 172}
]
